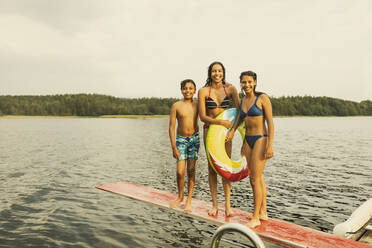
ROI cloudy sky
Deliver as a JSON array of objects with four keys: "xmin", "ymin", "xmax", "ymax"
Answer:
[{"xmin": 0, "ymin": 0, "xmax": 371, "ymax": 102}]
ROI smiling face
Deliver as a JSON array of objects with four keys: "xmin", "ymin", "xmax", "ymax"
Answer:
[
  {"xmin": 181, "ymin": 82, "xmax": 196, "ymax": 100},
  {"xmin": 210, "ymin": 64, "xmax": 224, "ymax": 84},
  {"xmin": 240, "ymin": 75, "xmax": 256, "ymax": 95}
]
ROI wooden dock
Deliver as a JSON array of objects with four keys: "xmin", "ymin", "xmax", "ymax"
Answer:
[{"xmin": 96, "ymin": 181, "xmax": 372, "ymax": 248}]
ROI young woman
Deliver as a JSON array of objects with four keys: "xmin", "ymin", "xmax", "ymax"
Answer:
[
  {"xmin": 239, "ymin": 71, "xmax": 274, "ymax": 228},
  {"xmin": 198, "ymin": 62, "xmax": 240, "ymax": 216}
]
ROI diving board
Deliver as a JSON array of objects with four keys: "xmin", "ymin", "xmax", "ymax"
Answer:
[{"xmin": 96, "ymin": 181, "xmax": 371, "ymax": 248}]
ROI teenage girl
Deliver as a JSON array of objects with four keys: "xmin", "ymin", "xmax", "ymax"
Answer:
[
  {"xmin": 198, "ymin": 61, "xmax": 240, "ymax": 216},
  {"xmin": 239, "ymin": 71, "xmax": 274, "ymax": 228}
]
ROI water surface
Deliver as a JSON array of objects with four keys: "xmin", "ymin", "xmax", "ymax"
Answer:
[{"xmin": 0, "ymin": 117, "xmax": 371, "ymax": 247}]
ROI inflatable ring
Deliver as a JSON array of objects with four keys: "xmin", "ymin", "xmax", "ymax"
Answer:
[{"xmin": 206, "ymin": 108, "xmax": 249, "ymax": 182}]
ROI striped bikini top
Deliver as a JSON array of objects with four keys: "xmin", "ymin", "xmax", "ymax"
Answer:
[
  {"xmin": 205, "ymin": 85, "xmax": 231, "ymax": 109},
  {"xmin": 240, "ymin": 95, "xmax": 264, "ymax": 118}
]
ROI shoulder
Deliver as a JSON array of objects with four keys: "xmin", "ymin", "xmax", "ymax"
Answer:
[
  {"xmin": 199, "ymin": 86, "xmax": 209, "ymax": 92},
  {"xmin": 172, "ymin": 100, "xmax": 182, "ymax": 109},
  {"xmin": 259, "ymin": 94, "xmax": 271, "ymax": 103},
  {"xmin": 225, "ymin": 82, "xmax": 236, "ymax": 91},
  {"xmin": 224, "ymin": 82, "xmax": 238, "ymax": 95},
  {"xmin": 198, "ymin": 86, "xmax": 209, "ymax": 96}
]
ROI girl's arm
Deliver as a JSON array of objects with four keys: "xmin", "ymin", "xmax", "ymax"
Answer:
[
  {"xmin": 226, "ymin": 85, "xmax": 241, "ymax": 142},
  {"xmin": 262, "ymin": 94, "xmax": 274, "ymax": 159}
]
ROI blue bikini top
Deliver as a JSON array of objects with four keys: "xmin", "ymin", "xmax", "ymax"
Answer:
[{"xmin": 240, "ymin": 95, "xmax": 264, "ymax": 118}]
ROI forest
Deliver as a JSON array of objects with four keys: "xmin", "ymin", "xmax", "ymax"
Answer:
[{"xmin": 0, "ymin": 94, "xmax": 371, "ymax": 116}]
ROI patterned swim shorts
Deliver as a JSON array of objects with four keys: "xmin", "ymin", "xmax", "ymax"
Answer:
[{"xmin": 176, "ymin": 132, "xmax": 200, "ymax": 161}]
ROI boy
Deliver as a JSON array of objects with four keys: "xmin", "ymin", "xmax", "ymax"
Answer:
[{"xmin": 169, "ymin": 79, "xmax": 200, "ymax": 213}]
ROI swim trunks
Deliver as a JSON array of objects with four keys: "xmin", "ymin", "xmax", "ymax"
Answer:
[{"xmin": 176, "ymin": 132, "xmax": 200, "ymax": 161}]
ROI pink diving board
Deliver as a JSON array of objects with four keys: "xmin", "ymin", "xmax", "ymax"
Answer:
[{"xmin": 96, "ymin": 181, "xmax": 371, "ymax": 248}]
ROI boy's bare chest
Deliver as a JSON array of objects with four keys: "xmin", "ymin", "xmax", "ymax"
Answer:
[{"xmin": 177, "ymin": 105, "xmax": 197, "ymax": 118}]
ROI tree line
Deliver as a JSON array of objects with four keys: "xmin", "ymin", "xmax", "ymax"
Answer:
[{"xmin": 0, "ymin": 94, "xmax": 371, "ymax": 116}]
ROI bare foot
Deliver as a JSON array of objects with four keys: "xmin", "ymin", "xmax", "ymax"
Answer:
[
  {"xmin": 208, "ymin": 207, "xmax": 218, "ymax": 216},
  {"xmin": 184, "ymin": 203, "xmax": 192, "ymax": 213},
  {"xmin": 259, "ymin": 213, "xmax": 268, "ymax": 220},
  {"xmin": 225, "ymin": 208, "xmax": 235, "ymax": 217},
  {"xmin": 170, "ymin": 197, "xmax": 183, "ymax": 208},
  {"xmin": 246, "ymin": 218, "xmax": 261, "ymax": 228}
]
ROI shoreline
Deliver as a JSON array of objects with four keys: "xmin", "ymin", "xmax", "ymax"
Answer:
[
  {"xmin": 100, "ymin": 115, "xmax": 168, "ymax": 118},
  {"xmin": 1, "ymin": 115, "xmax": 371, "ymax": 119},
  {"xmin": 0, "ymin": 115, "xmax": 169, "ymax": 119}
]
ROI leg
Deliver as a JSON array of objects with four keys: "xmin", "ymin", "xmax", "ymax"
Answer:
[
  {"xmin": 223, "ymin": 140, "xmax": 234, "ymax": 217},
  {"xmin": 204, "ymin": 127, "xmax": 218, "ymax": 216},
  {"xmin": 208, "ymin": 163, "xmax": 218, "ymax": 215},
  {"xmin": 242, "ymin": 139, "xmax": 254, "ymax": 218},
  {"xmin": 259, "ymin": 174, "xmax": 268, "ymax": 220},
  {"xmin": 170, "ymin": 160, "xmax": 186, "ymax": 208},
  {"xmin": 246, "ymin": 137, "xmax": 267, "ymax": 228},
  {"xmin": 184, "ymin": 159, "xmax": 196, "ymax": 213}
]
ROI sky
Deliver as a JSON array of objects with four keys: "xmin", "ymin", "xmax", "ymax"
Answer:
[{"xmin": 0, "ymin": 0, "xmax": 371, "ymax": 102}]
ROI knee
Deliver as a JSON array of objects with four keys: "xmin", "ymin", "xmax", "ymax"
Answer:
[{"xmin": 176, "ymin": 170, "xmax": 185, "ymax": 179}]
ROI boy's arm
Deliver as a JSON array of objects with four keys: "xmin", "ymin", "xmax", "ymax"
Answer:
[
  {"xmin": 194, "ymin": 100, "xmax": 200, "ymax": 132},
  {"xmin": 169, "ymin": 103, "xmax": 180, "ymax": 160}
]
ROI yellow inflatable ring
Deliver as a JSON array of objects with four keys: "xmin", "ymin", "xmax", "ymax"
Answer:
[{"xmin": 206, "ymin": 108, "xmax": 249, "ymax": 182}]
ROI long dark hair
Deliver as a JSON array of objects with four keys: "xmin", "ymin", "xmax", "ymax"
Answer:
[
  {"xmin": 204, "ymin": 61, "xmax": 226, "ymax": 87},
  {"xmin": 239, "ymin": 70, "xmax": 263, "ymax": 96}
]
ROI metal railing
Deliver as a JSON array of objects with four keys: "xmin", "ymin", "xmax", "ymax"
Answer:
[{"xmin": 210, "ymin": 223, "xmax": 266, "ymax": 248}]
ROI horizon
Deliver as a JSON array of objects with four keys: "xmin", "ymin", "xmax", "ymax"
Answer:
[
  {"xmin": 1, "ymin": 92, "xmax": 371, "ymax": 103},
  {"xmin": 1, "ymin": 1, "xmax": 371, "ymax": 102}
]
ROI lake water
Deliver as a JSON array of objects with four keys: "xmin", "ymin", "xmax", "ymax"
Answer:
[{"xmin": 0, "ymin": 116, "xmax": 371, "ymax": 248}]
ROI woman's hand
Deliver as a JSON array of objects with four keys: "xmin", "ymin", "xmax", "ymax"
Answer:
[
  {"xmin": 219, "ymin": 120, "xmax": 233, "ymax": 129},
  {"xmin": 264, "ymin": 144, "xmax": 274, "ymax": 159},
  {"xmin": 225, "ymin": 129, "xmax": 235, "ymax": 142}
]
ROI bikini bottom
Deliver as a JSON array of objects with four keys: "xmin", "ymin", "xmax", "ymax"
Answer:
[{"xmin": 245, "ymin": 134, "xmax": 268, "ymax": 149}]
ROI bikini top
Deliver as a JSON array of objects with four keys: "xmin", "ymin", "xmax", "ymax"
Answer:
[
  {"xmin": 240, "ymin": 95, "xmax": 264, "ymax": 118},
  {"xmin": 205, "ymin": 85, "xmax": 231, "ymax": 109}
]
